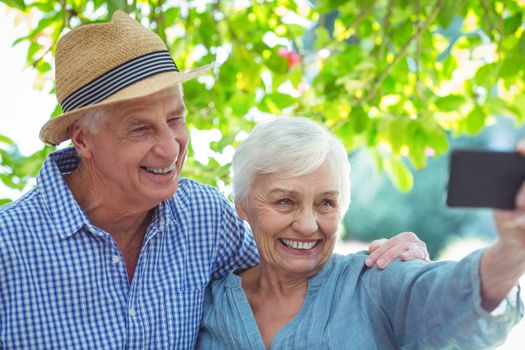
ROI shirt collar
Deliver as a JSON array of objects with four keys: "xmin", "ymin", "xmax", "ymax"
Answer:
[{"xmin": 37, "ymin": 147, "xmax": 91, "ymax": 239}]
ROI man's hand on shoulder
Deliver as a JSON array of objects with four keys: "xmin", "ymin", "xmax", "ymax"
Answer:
[{"xmin": 365, "ymin": 231, "xmax": 430, "ymax": 269}]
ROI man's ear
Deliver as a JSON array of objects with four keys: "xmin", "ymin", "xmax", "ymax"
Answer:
[{"xmin": 69, "ymin": 122, "xmax": 93, "ymax": 159}]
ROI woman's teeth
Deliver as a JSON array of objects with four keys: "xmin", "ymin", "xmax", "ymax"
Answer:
[
  {"xmin": 144, "ymin": 164, "xmax": 176, "ymax": 174},
  {"xmin": 281, "ymin": 239, "xmax": 318, "ymax": 250}
]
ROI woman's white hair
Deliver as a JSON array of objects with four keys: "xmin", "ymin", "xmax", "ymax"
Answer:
[{"xmin": 232, "ymin": 116, "xmax": 351, "ymax": 213}]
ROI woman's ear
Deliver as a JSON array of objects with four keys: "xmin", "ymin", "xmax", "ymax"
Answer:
[
  {"xmin": 69, "ymin": 122, "xmax": 93, "ymax": 159},
  {"xmin": 235, "ymin": 201, "xmax": 249, "ymax": 221}
]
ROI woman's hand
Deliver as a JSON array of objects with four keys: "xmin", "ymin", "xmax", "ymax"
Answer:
[
  {"xmin": 480, "ymin": 140, "xmax": 525, "ymax": 310},
  {"xmin": 365, "ymin": 231, "xmax": 430, "ymax": 269},
  {"xmin": 494, "ymin": 140, "xmax": 525, "ymax": 249}
]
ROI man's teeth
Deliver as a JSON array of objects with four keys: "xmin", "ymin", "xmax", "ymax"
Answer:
[
  {"xmin": 144, "ymin": 164, "xmax": 176, "ymax": 174},
  {"xmin": 281, "ymin": 239, "xmax": 318, "ymax": 250}
]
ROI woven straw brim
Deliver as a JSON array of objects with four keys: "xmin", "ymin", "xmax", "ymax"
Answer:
[{"xmin": 40, "ymin": 64, "xmax": 211, "ymax": 145}]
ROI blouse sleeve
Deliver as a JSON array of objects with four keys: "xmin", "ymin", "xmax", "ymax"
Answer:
[{"xmin": 366, "ymin": 249, "xmax": 523, "ymax": 349}]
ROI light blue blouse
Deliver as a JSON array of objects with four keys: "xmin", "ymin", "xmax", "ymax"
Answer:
[{"xmin": 197, "ymin": 251, "xmax": 523, "ymax": 349}]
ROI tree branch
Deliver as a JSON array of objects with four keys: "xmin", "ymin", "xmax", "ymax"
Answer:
[
  {"xmin": 365, "ymin": 0, "xmax": 445, "ymax": 103},
  {"xmin": 377, "ymin": 0, "xmax": 394, "ymax": 60},
  {"xmin": 480, "ymin": 0, "xmax": 496, "ymax": 40},
  {"xmin": 415, "ymin": 0, "xmax": 424, "ymax": 100},
  {"xmin": 330, "ymin": 0, "xmax": 445, "ymax": 131},
  {"xmin": 340, "ymin": 0, "xmax": 376, "ymax": 43}
]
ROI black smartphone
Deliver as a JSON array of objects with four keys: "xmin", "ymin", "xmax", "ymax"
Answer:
[{"xmin": 446, "ymin": 149, "xmax": 525, "ymax": 209}]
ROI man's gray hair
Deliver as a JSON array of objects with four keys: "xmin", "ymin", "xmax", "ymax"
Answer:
[
  {"xmin": 76, "ymin": 107, "xmax": 108, "ymax": 134},
  {"xmin": 231, "ymin": 116, "xmax": 351, "ymax": 213}
]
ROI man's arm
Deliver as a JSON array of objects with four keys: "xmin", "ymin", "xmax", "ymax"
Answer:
[{"xmin": 211, "ymin": 195, "xmax": 259, "ymax": 280}]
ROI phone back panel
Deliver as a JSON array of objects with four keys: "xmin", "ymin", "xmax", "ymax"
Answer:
[{"xmin": 447, "ymin": 149, "xmax": 525, "ymax": 209}]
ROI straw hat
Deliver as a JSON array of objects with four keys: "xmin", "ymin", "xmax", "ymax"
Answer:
[{"xmin": 39, "ymin": 10, "xmax": 211, "ymax": 145}]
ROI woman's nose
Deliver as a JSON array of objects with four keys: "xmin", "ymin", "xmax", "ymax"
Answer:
[{"xmin": 292, "ymin": 208, "xmax": 319, "ymax": 235}]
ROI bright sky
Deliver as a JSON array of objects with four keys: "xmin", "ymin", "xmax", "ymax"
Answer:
[{"xmin": 0, "ymin": 8, "xmax": 56, "ymax": 199}]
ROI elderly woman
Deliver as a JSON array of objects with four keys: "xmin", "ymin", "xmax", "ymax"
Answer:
[{"xmin": 197, "ymin": 117, "xmax": 523, "ymax": 349}]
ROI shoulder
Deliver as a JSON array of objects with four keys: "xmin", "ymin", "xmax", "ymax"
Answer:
[
  {"xmin": 209, "ymin": 271, "xmax": 239, "ymax": 292},
  {"xmin": 309, "ymin": 252, "xmax": 369, "ymax": 288},
  {"xmin": 0, "ymin": 189, "xmax": 42, "ymax": 237},
  {"xmin": 171, "ymin": 178, "xmax": 230, "ymax": 208},
  {"xmin": 0, "ymin": 189, "xmax": 45, "ymax": 268},
  {"xmin": 205, "ymin": 272, "xmax": 241, "ymax": 302},
  {"xmin": 327, "ymin": 251, "xmax": 369, "ymax": 275},
  {"xmin": 166, "ymin": 178, "xmax": 239, "ymax": 227}
]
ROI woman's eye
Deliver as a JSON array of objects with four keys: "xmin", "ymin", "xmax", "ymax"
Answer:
[
  {"xmin": 320, "ymin": 199, "xmax": 336, "ymax": 208},
  {"xmin": 276, "ymin": 198, "xmax": 293, "ymax": 206}
]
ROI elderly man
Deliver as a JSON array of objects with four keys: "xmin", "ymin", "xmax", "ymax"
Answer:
[{"xmin": 0, "ymin": 11, "xmax": 429, "ymax": 349}]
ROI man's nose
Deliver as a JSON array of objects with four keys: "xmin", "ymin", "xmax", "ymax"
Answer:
[
  {"xmin": 153, "ymin": 126, "xmax": 180, "ymax": 160},
  {"xmin": 292, "ymin": 208, "xmax": 319, "ymax": 235}
]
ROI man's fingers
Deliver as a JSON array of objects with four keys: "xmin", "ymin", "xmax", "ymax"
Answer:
[
  {"xmin": 366, "ymin": 238, "xmax": 389, "ymax": 267},
  {"xmin": 368, "ymin": 238, "xmax": 387, "ymax": 253},
  {"xmin": 400, "ymin": 244, "xmax": 430, "ymax": 262},
  {"xmin": 374, "ymin": 245, "xmax": 407, "ymax": 269},
  {"xmin": 366, "ymin": 232, "xmax": 430, "ymax": 268}
]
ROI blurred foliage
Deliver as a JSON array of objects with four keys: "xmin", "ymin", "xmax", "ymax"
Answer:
[
  {"xmin": 345, "ymin": 117, "xmax": 525, "ymax": 257},
  {"xmin": 1, "ymin": 0, "xmax": 524, "ymax": 207}
]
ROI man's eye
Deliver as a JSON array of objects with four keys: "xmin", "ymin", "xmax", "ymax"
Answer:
[
  {"xmin": 168, "ymin": 116, "xmax": 184, "ymax": 125},
  {"xmin": 131, "ymin": 126, "xmax": 151, "ymax": 134}
]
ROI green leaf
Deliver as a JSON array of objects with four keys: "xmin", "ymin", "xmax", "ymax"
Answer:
[
  {"xmin": 107, "ymin": 0, "xmax": 127, "ymax": 15},
  {"xmin": 229, "ymin": 92, "xmax": 253, "ymax": 117},
  {"xmin": 348, "ymin": 106, "xmax": 368, "ymax": 134},
  {"xmin": 438, "ymin": 0, "xmax": 458, "ymax": 28},
  {"xmin": 434, "ymin": 95, "xmax": 466, "ymax": 112},
  {"xmin": 265, "ymin": 50, "xmax": 289, "ymax": 75},
  {"xmin": 406, "ymin": 122, "xmax": 427, "ymax": 169},
  {"xmin": 387, "ymin": 119, "xmax": 405, "ymax": 157},
  {"xmin": 465, "ymin": 105, "xmax": 486, "ymax": 135},
  {"xmin": 315, "ymin": 26, "xmax": 331, "ymax": 49},
  {"xmin": 0, "ymin": 134, "xmax": 15, "ymax": 146},
  {"xmin": 50, "ymin": 103, "xmax": 63, "ymax": 118},
  {"xmin": 0, "ymin": 198, "xmax": 13, "ymax": 206},
  {"xmin": 499, "ymin": 55, "xmax": 525, "ymax": 79},
  {"xmin": 427, "ymin": 128, "xmax": 449, "ymax": 155},
  {"xmin": 0, "ymin": 0, "xmax": 26, "ymax": 10},
  {"xmin": 289, "ymin": 66, "xmax": 302, "ymax": 89},
  {"xmin": 519, "ymin": 31, "xmax": 525, "ymax": 56},
  {"xmin": 503, "ymin": 13, "xmax": 522, "ymax": 35},
  {"xmin": 474, "ymin": 64, "xmax": 495, "ymax": 86},
  {"xmin": 383, "ymin": 157, "xmax": 413, "ymax": 192},
  {"xmin": 31, "ymin": 1, "xmax": 54, "ymax": 12},
  {"xmin": 261, "ymin": 92, "xmax": 296, "ymax": 113},
  {"xmin": 485, "ymin": 97, "xmax": 520, "ymax": 119}
]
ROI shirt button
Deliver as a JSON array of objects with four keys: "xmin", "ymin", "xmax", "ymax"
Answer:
[
  {"xmin": 112, "ymin": 255, "xmax": 120, "ymax": 264},
  {"xmin": 130, "ymin": 308, "xmax": 137, "ymax": 317}
]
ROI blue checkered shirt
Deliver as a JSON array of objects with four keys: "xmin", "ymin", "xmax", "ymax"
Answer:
[{"xmin": 0, "ymin": 147, "xmax": 259, "ymax": 349}]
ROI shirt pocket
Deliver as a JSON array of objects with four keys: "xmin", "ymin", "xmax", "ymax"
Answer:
[{"xmin": 165, "ymin": 288, "xmax": 205, "ymax": 350}]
